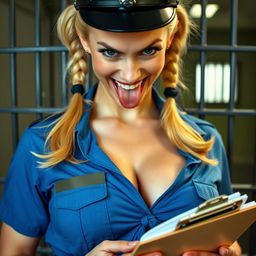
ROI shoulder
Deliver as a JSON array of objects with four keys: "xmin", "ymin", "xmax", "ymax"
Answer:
[
  {"xmin": 181, "ymin": 113, "xmax": 226, "ymax": 154},
  {"xmin": 17, "ymin": 113, "xmax": 62, "ymax": 154},
  {"xmin": 181, "ymin": 113, "xmax": 220, "ymax": 139},
  {"xmin": 28, "ymin": 113, "xmax": 62, "ymax": 129},
  {"xmin": 27, "ymin": 113, "xmax": 62, "ymax": 136}
]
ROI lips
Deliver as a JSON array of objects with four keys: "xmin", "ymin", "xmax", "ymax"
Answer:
[
  {"xmin": 114, "ymin": 79, "xmax": 143, "ymax": 89},
  {"xmin": 111, "ymin": 78, "xmax": 145, "ymax": 108}
]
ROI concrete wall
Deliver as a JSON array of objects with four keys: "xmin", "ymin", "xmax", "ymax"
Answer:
[{"xmin": 0, "ymin": 0, "xmax": 52, "ymax": 191}]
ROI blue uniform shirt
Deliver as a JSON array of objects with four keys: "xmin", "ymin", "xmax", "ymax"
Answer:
[{"xmin": 0, "ymin": 84, "xmax": 232, "ymax": 256}]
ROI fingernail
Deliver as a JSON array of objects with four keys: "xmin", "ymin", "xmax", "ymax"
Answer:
[
  {"xmin": 220, "ymin": 247, "xmax": 229, "ymax": 256},
  {"xmin": 220, "ymin": 247, "xmax": 229, "ymax": 255},
  {"xmin": 128, "ymin": 241, "xmax": 138, "ymax": 246}
]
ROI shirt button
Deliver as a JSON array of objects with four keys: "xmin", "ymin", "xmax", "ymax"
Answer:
[{"xmin": 141, "ymin": 214, "xmax": 161, "ymax": 230}]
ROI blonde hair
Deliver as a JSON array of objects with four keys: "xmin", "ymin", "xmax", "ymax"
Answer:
[
  {"xmin": 34, "ymin": 4, "xmax": 216, "ymax": 167},
  {"xmin": 161, "ymin": 6, "xmax": 216, "ymax": 165},
  {"xmin": 32, "ymin": 6, "xmax": 88, "ymax": 167}
]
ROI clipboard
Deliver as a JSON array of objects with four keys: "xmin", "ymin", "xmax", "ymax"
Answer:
[{"xmin": 132, "ymin": 193, "xmax": 256, "ymax": 256}]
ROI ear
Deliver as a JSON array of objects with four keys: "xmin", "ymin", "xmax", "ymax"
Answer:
[
  {"xmin": 76, "ymin": 30, "xmax": 91, "ymax": 54},
  {"xmin": 167, "ymin": 20, "xmax": 179, "ymax": 48},
  {"xmin": 167, "ymin": 33, "xmax": 175, "ymax": 49}
]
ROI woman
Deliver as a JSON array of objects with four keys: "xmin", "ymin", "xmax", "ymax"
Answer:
[{"xmin": 0, "ymin": 0, "xmax": 242, "ymax": 255}]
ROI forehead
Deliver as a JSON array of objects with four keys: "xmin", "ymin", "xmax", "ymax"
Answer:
[{"xmin": 87, "ymin": 25, "xmax": 169, "ymax": 48}]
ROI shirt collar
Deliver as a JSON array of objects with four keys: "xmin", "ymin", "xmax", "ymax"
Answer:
[{"xmin": 75, "ymin": 83, "xmax": 98, "ymax": 137}]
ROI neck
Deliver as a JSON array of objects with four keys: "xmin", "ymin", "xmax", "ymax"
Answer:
[{"xmin": 92, "ymin": 82, "xmax": 159, "ymax": 123}]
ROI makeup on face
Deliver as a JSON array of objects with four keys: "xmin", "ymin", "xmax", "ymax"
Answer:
[{"xmin": 86, "ymin": 26, "xmax": 170, "ymax": 108}]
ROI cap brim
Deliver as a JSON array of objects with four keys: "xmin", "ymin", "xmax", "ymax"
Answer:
[{"xmin": 79, "ymin": 8, "xmax": 176, "ymax": 32}]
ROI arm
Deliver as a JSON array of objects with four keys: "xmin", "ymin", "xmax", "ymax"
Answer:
[{"xmin": 0, "ymin": 223, "xmax": 40, "ymax": 256}]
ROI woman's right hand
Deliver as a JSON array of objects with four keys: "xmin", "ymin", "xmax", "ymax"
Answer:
[{"xmin": 85, "ymin": 240, "xmax": 162, "ymax": 256}]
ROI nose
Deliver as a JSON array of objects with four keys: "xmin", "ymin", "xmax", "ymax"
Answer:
[{"xmin": 118, "ymin": 57, "xmax": 142, "ymax": 84}]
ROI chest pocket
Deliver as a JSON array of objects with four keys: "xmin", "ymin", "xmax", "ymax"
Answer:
[{"xmin": 52, "ymin": 172, "xmax": 114, "ymax": 251}]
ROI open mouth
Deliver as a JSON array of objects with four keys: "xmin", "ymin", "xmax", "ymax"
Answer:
[
  {"xmin": 111, "ymin": 78, "xmax": 145, "ymax": 90},
  {"xmin": 110, "ymin": 78, "xmax": 146, "ymax": 108},
  {"xmin": 113, "ymin": 79, "xmax": 144, "ymax": 90}
]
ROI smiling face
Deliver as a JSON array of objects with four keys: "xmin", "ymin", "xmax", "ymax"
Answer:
[{"xmin": 79, "ymin": 25, "xmax": 174, "ymax": 109}]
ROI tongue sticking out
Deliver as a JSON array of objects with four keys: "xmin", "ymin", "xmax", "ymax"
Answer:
[{"xmin": 116, "ymin": 84, "xmax": 143, "ymax": 108}]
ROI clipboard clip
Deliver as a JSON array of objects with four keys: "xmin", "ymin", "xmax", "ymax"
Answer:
[
  {"xmin": 176, "ymin": 195, "xmax": 243, "ymax": 230},
  {"xmin": 198, "ymin": 195, "xmax": 229, "ymax": 211}
]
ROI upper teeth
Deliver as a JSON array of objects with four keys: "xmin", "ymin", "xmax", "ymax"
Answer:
[{"xmin": 115, "ymin": 80, "xmax": 142, "ymax": 90}]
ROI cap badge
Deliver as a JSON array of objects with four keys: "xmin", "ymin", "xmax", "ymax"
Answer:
[{"xmin": 119, "ymin": 0, "xmax": 136, "ymax": 8}]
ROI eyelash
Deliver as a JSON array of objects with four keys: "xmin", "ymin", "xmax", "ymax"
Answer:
[
  {"xmin": 98, "ymin": 47, "xmax": 162, "ymax": 58},
  {"xmin": 98, "ymin": 49, "xmax": 118, "ymax": 58},
  {"xmin": 142, "ymin": 47, "xmax": 162, "ymax": 56}
]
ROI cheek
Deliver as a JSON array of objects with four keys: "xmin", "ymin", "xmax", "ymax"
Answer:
[
  {"xmin": 146, "ymin": 55, "xmax": 166, "ymax": 76},
  {"xmin": 91, "ymin": 55, "xmax": 115, "ymax": 79}
]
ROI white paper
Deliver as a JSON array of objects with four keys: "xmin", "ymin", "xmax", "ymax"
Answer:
[{"xmin": 140, "ymin": 192, "xmax": 251, "ymax": 242}]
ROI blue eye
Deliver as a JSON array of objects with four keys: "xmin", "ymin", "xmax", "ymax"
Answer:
[
  {"xmin": 143, "ymin": 48, "xmax": 156, "ymax": 55},
  {"xmin": 98, "ymin": 49, "xmax": 118, "ymax": 58},
  {"xmin": 142, "ymin": 47, "xmax": 162, "ymax": 56}
]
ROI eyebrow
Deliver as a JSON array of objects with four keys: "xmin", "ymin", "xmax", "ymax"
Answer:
[{"xmin": 96, "ymin": 39, "xmax": 163, "ymax": 54}]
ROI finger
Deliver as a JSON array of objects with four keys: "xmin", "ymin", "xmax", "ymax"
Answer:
[
  {"xmin": 137, "ymin": 252, "xmax": 163, "ymax": 256},
  {"xmin": 130, "ymin": 251, "xmax": 163, "ymax": 256},
  {"xmin": 99, "ymin": 240, "xmax": 139, "ymax": 253},
  {"xmin": 182, "ymin": 251, "xmax": 220, "ymax": 256},
  {"xmin": 219, "ymin": 246, "xmax": 235, "ymax": 256}
]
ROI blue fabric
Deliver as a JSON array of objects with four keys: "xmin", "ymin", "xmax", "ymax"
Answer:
[{"xmin": 0, "ymin": 84, "xmax": 232, "ymax": 256}]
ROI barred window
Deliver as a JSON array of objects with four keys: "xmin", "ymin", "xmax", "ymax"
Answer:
[{"xmin": 195, "ymin": 63, "xmax": 238, "ymax": 103}]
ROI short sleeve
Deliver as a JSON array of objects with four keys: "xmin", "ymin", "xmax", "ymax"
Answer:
[
  {"xmin": 213, "ymin": 131, "xmax": 233, "ymax": 195},
  {"xmin": 204, "ymin": 126, "xmax": 233, "ymax": 196},
  {"xmin": 185, "ymin": 112, "xmax": 234, "ymax": 197},
  {"xmin": 0, "ymin": 127, "xmax": 49, "ymax": 237}
]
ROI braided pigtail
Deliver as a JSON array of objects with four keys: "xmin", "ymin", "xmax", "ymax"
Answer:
[
  {"xmin": 161, "ymin": 6, "xmax": 217, "ymax": 165},
  {"xmin": 33, "ymin": 6, "xmax": 89, "ymax": 168}
]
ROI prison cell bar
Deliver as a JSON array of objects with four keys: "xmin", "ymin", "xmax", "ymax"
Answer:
[{"xmin": 0, "ymin": 0, "xmax": 256, "ymax": 255}]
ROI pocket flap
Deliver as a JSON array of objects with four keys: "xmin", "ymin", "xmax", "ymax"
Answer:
[
  {"xmin": 193, "ymin": 180, "xmax": 219, "ymax": 201},
  {"xmin": 54, "ymin": 173, "xmax": 107, "ymax": 210}
]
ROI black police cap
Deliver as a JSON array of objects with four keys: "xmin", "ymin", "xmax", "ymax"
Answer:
[{"xmin": 74, "ymin": 0, "xmax": 179, "ymax": 32}]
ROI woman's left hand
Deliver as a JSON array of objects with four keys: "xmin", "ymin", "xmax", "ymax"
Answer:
[{"xmin": 182, "ymin": 242, "xmax": 242, "ymax": 256}]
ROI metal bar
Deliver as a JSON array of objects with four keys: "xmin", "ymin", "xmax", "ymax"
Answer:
[
  {"xmin": 0, "ymin": 46, "xmax": 67, "ymax": 53},
  {"xmin": 61, "ymin": 52, "xmax": 68, "ymax": 106},
  {"xmin": 60, "ymin": 0, "xmax": 68, "ymax": 107},
  {"xmin": 0, "ymin": 108, "xmax": 64, "ymax": 113},
  {"xmin": 186, "ymin": 109, "xmax": 256, "ymax": 116},
  {"xmin": 232, "ymin": 184, "xmax": 256, "ymax": 192},
  {"xmin": 198, "ymin": 0, "xmax": 207, "ymax": 118},
  {"xmin": 229, "ymin": 0, "xmax": 237, "ymax": 111},
  {"xmin": 189, "ymin": 45, "xmax": 256, "ymax": 52},
  {"xmin": 226, "ymin": 0, "xmax": 238, "ymax": 178},
  {"xmin": 1, "ymin": 45, "xmax": 256, "ymax": 54},
  {"xmin": 1, "ymin": 108, "xmax": 255, "ymax": 116},
  {"xmin": 35, "ymin": 0, "xmax": 42, "ymax": 119},
  {"xmin": 9, "ymin": 0, "xmax": 18, "ymax": 152}
]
